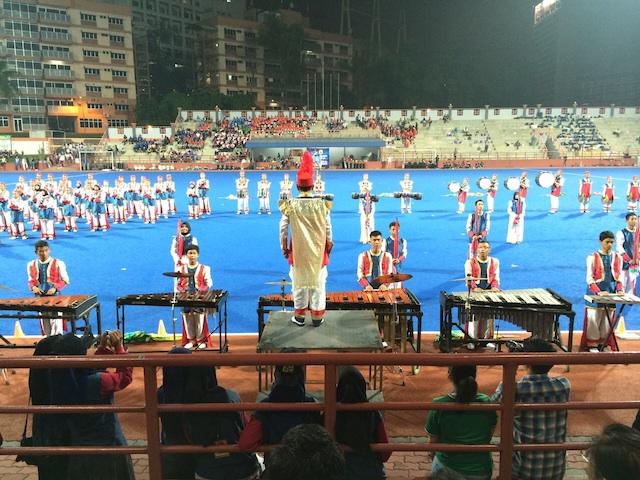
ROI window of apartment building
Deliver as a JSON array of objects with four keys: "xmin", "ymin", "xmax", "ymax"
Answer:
[
  {"xmin": 246, "ymin": 61, "xmax": 257, "ymax": 70},
  {"xmin": 83, "ymin": 49, "xmax": 99, "ymax": 58},
  {"xmin": 40, "ymin": 26, "xmax": 68, "ymax": 34},
  {"xmin": 44, "ymin": 64, "xmax": 71, "ymax": 72},
  {"xmin": 183, "ymin": 8, "xmax": 192, "ymax": 19},
  {"xmin": 84, "ymin": 67, "xmax": 100, "ymax": 76},
  {"xmin": 324, "ymin": 42, "xmax": 333, "ymax": 51},
  {"xmin": 108, "ymin": 17, "xmax": 124, "ymax": 26},
  {"xmin": 132, "ymin": 0, "xmax": 140, "ymax": 6},
  {"xmin": 7, "ymin": 40, "xmax": 39, "ymax": 56},
  {"xmin": 46, "ymin": 99, "xmax": 73, "ymax": 106},
  {"xmin": 113, "ymin": 87, "xmax": 128, "ymax": 94},
  {"xmin": 224, "ymin": 28, "xmax": 236, "ymax": 36},
  {"xmin": 108, "ymin": 119, "xmax": 130, "ymax": 127},
  {"xmin": 145, "ymin": 0, "xmax": 155, "ymax": 11},
  {"xmin": 146, "ymin": 15, "xmax": 157, "ymax": 27},
  {"xmin": 227, "ymin": 74, "xmax": 238, "ymax": 82},
  {"xmin": 114, "ymin": 104, "xmax": 129, "ymax": 111},
  {"xmin": 225, "ymin": 44, "xmax": 237, "ymax": 52},
  {"xmin": 246, "ymin": 77, "xmax": 257, "ymax": 84},
  {"xmin": 0, "ymin": 117, "xmax": 9, "ymax": 127},
  {"xmin": 340, "ymin": 45, "xmax": 348, "ymax": 55},
  {"xmin": 13, "ymin": 78, "xmax": 43, "ymax": 94},
  {"xmin": 86, "ymin": 85, "xmax": 102, "ymax": 93},
  {"xmin": 10, "ymin": 59, "xmax": 41, "ymax": 75},
  {"xmin": 111, "ymin": 52, "xmax": 126, "ymax": 61},
  {"xmin": 110, "ymin": 34, "xmax": 125, "ymax": 43},
  {"xmin": 80, "ymin": 13, "xmax": 97, "ymax": 22},
  {"xmin": 80, "ymin": 118, "xmax": 103, "ymax": 128},
  {"xmin": 82, "ymin": 31, "xmax": 98, "ymax": 40},
  {"xmin": 171, "ymin": 6, "xmax": 181, "ymax": 16},
  {"xmin": 246, "ymin": 32, "xmax": 256, "ymax": 41},
  {"xmin": 158, "ymin": 2, "xmax": 168, "ymax": 14},
  {"xmin": 87, "ymin": 103, "xmax": 103, "ymax": 109},
  {"xmin": 12, "ymin": 97, "xmax": 44, "ymax": 108},
  {"xmin": 5, "ymin": 20, "xmax": 39, "ymax": 37},
  {"xmin": 45, "ymin": 81, "xmax": 71, "ymax": 89},
  {"xmin": 4, "ymin": 1, "xmax": 37, "ymax": 16},
  {"xmin": 39, "ymin": 7, "xmax": 66, "ymax": 15},
  {"xmin": 225, "ymin": 59, "xmax": 237, "ymax": 68},
  {"xmin": 133, "ymin": 12, "xmax": 143, "ymax": 22},
  {"xmin": 112, "ymin": 70, "xmax": 127, "ymax": 78}
]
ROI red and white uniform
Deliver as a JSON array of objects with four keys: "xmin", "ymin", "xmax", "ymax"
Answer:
[
  {"xmin": 457, "ymin": 180, "xmax": 470, "ymax": 214},
  {"xmin": 165, "ymin": 176, "xmax": 177, "ymax": 214},
  {"xmin": 518, "ymin": 174, "xmax": 530, "ymax": 202},
  {"xmin": 602, "ymin": 180, "xmax": 615, "ymax": 213},
  {"xmin": 187, "ymin": 184, "xmax": 200, "ymax": 219},
  {"xmin": 627, "ymin": 179, "xmax": 640, "ymax": 212},
  {"xmin": 257, "ymin": 177, "xmax": 271, "ymax": 214},
  {"xmin": 235, "ymin": 175, "xmax": 250, "ymax": 214},
  {"xmin": 486, "ymin": 175, "xmax": 498, "ymax": 213},
  {"xmin": 579, "ymin": 176, "xmax": 592, "ymax": 213},
  {"xmin": 400, "ymin": 177, "xmax": 413, "ymax": 213},
  {"xmin": 464, "ymin": 256, "xmax": 500, "ymax": 339},
  {"xmin": 27, "ymin": 256, "xmax": 69, "ymax": 336},
  {"xmin": 176, "ymin": 262, "xmax": 213, "ymax": 347},
  {"xmin": 549, "ymin": 172, "xmax": 564, "ymax": 213}
]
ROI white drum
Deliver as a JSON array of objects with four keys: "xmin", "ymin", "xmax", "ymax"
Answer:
[
  {"xmin": 477, "ymin": 177, "xmax": 491, "ymax": 190},
  {"xmin": 503, "ymin": 177, "xmax": 520, "ymax": 191},
  {"xmin": 447, "ymin": 181, "xmax": 460, "ymax": 193},
  {"xmin": 536, "ymin": 171, "xmax": 555, "ymax": 188}
]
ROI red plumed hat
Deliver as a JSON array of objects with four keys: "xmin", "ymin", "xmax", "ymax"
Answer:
[{"xmin": 297, "ymin": 151, "xmax": 314, "ymax": 187}]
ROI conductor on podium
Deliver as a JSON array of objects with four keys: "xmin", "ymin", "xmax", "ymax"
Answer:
[{"xmin": 279, "ymin": 151, "xmax": 333, "ymax": 327}]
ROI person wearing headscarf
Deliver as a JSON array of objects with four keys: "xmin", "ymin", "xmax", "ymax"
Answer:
[
  {"xmin": 29, "ymin": 335, "xmax": 69, "ymax": 480},
  {"xmin": 170, "ymin": 220, "xmax": 198, "ymax": 267},
  {"xmin": 158, "ymin": 347, "xmax": 260, "ymax": 480},
  {"xmin": 334, "ymin": 366, "xmax": 390, "ymax": 480},
  {"xmin": 238, "ymin": 352, "xmax": 319, "ymax": 457},
  {"xmin": 48, "ymin": 330, "xmax": 134, "ymax": 480}
]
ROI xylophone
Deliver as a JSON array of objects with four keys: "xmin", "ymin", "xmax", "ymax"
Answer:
[
  {"xmin": 439, "ymin": 288, "xmax": 575, "ymax": 352},
  {"xmin": 116, "ymin": 290, "xmax": 228, "ymax": 352},
  {"xmin": 0, "ymin": 295, "xmax": 101, "ymax": 346},
  {"xmin": 258, "ymin": 288, "xmax": 422, "ymax": 353}
]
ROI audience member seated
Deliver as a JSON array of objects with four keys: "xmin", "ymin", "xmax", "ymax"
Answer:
[
  {"xmin": 425, "ymin": 365, "xmax": 497, "ymax": 480},
  {"xmin": 265, "ymin": 424, "xmax": 345, "ymax": 480},
  {"xmin": 237, "ymin": 350, "xmax": 320, "ymax": 457},
  {"xmin": 584, "ymin": 423, "xmax": 640, "ymax": 480},
  {"xmin": 491, "ymin": 337, "xmax": 570, "ymax": 480},
  {"xmin": 48, "ymin": 330, "xmax": 134, "ymax": 480},
  {"xmin": 157, "ymin": 347, "xmax": 260, "ymax": 480},
  {"xmin": 333, "ymin": 366, "xmax": 391, "ymax": 480}
]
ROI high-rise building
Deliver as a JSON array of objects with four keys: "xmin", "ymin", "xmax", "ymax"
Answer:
[
  {"xmin": 195, "ymin": 8, "xmax": 353, "ymax": 110},
  {"xmin": 0, "ymin": 0, "xmax": 136, "ymax": 135},
  {"xmin": 531, "ymin": 0, "xmax": 640, "ymax": 106}
]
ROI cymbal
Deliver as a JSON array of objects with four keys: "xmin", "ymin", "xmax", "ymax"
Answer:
[
  {"xmin": 265, "ymin": 280, "xmax": 292, "ymax": 286},
  {"xmin": 451, "ymin": 277, "xmax": 488, "ymax": 281},
  {"xmin": 162, "ymin": 271, "xmax": 194, "ymax": 278},
  {"xmin": 0, "ymin": 283, "xmax": 16, "ymax": 292},
  {"xmin": 372, "ymin": 273, "xmax": 412, "ymax": 284}
]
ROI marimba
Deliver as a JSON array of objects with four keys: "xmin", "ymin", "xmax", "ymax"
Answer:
[
  {"xmin": 0, "ymin": 295, "xmax": 101, "ymax": 347},
  {"xmin": 257, "ymin": 288, "xmax": 422, "ymax": 353},
  {"xmin": 439, "ymin": 288, "xmax": 575, "ymax": 352},
  {"xmin": 584, "ymin": 292, "xmax": 640, "ymax": 351},
  {"xmin": 116, "ymin": 290, "xmax": 229, "ymax": 352}
]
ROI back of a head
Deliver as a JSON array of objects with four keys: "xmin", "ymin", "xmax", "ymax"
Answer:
[
  {"xmin": 522, "ymin": 337, "xmax": 556, "ymax": 374},
  {"xmin": 266, "ymin": 424, "xmax": 345, "ymax": 480},
  {"xmin": 448, "ymin": 365, "xmax": 478, "ymax": 403},
  {"xmin": 587, "ymin": 423, "xmax": 640, "ymax": 480}
]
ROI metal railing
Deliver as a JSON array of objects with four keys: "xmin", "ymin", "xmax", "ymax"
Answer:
[{"xmin": 1, "ymin": 351, "xmax": 640, "ymax": 479}]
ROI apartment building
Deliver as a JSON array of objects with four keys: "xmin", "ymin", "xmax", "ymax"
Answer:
[
  {"xmin": 0, "ymin": 0, "xmax": 136, "ymax": 135},
  {"xmin": 196, "ymin": 9, "xmax": 354, "ymax": 110}
]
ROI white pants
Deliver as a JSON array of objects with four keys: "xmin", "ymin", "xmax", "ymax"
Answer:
[
  {"xmin": 550, "ymin": 195, "xmax": 560, "ymax": 211},
  {"xmin": 42, "ymin": 317, "xmax": 64, "ymax": 336},
  {"xmin": 290, "ymin": 266, "xmax": 327, "ymax": 321},
  {"xmin": 182, "ymin": 312, "xmax": 206, "ymax": 343},
  {"xmin": 585, "ymin": 307, "xmax": 612, "ymax": 346},
  {"xmin": 467, "ymin": 317, "xmax": 494, "ymax": 340}
]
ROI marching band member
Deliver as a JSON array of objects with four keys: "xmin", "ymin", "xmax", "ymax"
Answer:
[
  {"xmin": 165, "ymin": 174, "xmax": 177, "ymax": 214},
  {"xmin": 73, "ymin": 180, "xmax": 85, "ymax": 218},
  {"xmin": 382, "ymin": 221, "xmax": 407, "ymax": 273},
  {"xmin": 60, "ymin": 186, "xmax": 78, "ymax": 233},
  {"xmin": 518, "ymin": 171, "xmax": 530, "ymax": 204},
  {"xmin": 602, "ymin": 176, "xmax": 615, "ymax": 213},
  {"xmin": 506, "ymin": 192, "xmax": 526, "ymax": 244},
  {"xmin": 616, "ymin": 213, "xmax": 638, "ymax": 329},
  {"xmin": 142, "ymin": 178, "xmax": 158, "ymax": 224},
  {"xmin": 38, "ymin": 190, "xmax": 57, "ymax": 240},
  {"xmin": 486, "ymin": 173, "xmax": 498, "ymax": 214},
  {"xmin": 126, "ymin": 174, "xmax": 141, "ymax": 219},
  {"xmin": 171, "ymin": 220, "xmax": 199, "ymax": 267},
  {"xmin": 549, "ymin": 169, "xmax": 564, "ymax": 213},
  {"xmin": 627, "ymin": 175, "xmax": 640, "ymax": 212},
  {"xmin": 279, "ymin": 173, "xmax": 293, "ymax": 201},
  {"xmin": 467, "ymin": 199, "xmax": 490, "ymax": 258},
  {"xmin": 8, "ymin": 189, "xmax": 28, "ymax": 240},
  {"xmin": 257, "ymin": 173, "xmax": 272, "ymax": 215},
  {"xmin": 579, "ymin": 171, "xmax": 592, "ymax": 213},
  {"xmin": 400, "ymin": 173, "xmax": 413, "ymax": 213},
  {"xmin": 456, "ymin": 178, "xmax": 470, "ymax": 214},
  {"xmin": 154, "ymin": 175, "xmax": 168, "ymax": 219},
  {"xmin": 235, "ymin": 169, "xmax": 250, "ymax": 215},
  {"xmin": 175, "ymin": 244, "xmax": 213, "ymax": 349},
  {"xmin": 90, "ymin": 183, "xmax": 110, "ymax": 232},
  {"xmin": 112, "ymin": 177, "xmax": 127, "ymax": 224},
  {"xmin": 186, "ymin": 181, "xmax": 200, "ymax": 220},
  {"xmin": 313, "ymin": 173, "xmax": 326, "ymax": 197},
  {"xmin": 197, "ymin": 172, "xmax": 211, "ymax": 215},
  {"xmin": 0, "ymin": 182, "xmax": 9, "ymax": 233}
]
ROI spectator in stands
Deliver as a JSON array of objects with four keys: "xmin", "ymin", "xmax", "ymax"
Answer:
[
  {"xmin": 265, "ymin": 424, "xmax": 345, "ymax": 480},
  {"xmin": 237, "ymin": 350, "xmax": 320, "ymax": 458},
  {"xmin": 157, "ymin": 347, "xmax": 260, "ymax": 480},
  {"xmin": 333, "ymin": 366, "xmax": 391, "ymax": 480},
  {"xmin": 49, "ymin": 330, "xmax": 134, "ymax": 480},
  {"xmin": 491, "ymin": 337, "xmax": 570, "ymax": 480},
  {"xmin": 584, "ymin": 423, "xmax": 640, "ymax": 480},
  {"xmin": 425, "ymin": 365, "xmax": 497, "ymax": 480}
]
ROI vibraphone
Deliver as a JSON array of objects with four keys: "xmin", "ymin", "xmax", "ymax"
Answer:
[
  {"xmin": 439, "ymin": 288, "xmax": 575, "ymax": 352},
  {"xmin": 0, "ymin": 295, "xmax": 101, "ymax": 347},
  {"xmin": 116, "ymin": 290, "xmax": 229, "ymax": 352},
  {"xmin": 257, "ymin": 288, "xmax": 422, "ymax": 353}
]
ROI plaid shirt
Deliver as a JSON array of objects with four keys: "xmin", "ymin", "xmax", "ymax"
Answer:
[{"xmin": 492, "ymin": 373, "xmax": 571, "ymax": 480}]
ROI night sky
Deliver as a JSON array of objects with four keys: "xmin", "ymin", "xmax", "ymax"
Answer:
[{"xmin": 250, "ymin": 0, "xmax": 640, "ymax": 107}]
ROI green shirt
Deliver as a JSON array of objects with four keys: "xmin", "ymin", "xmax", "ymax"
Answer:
[{"xmin": 425, "ymin": 393, "xmax": 497, "ymax": 476}]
